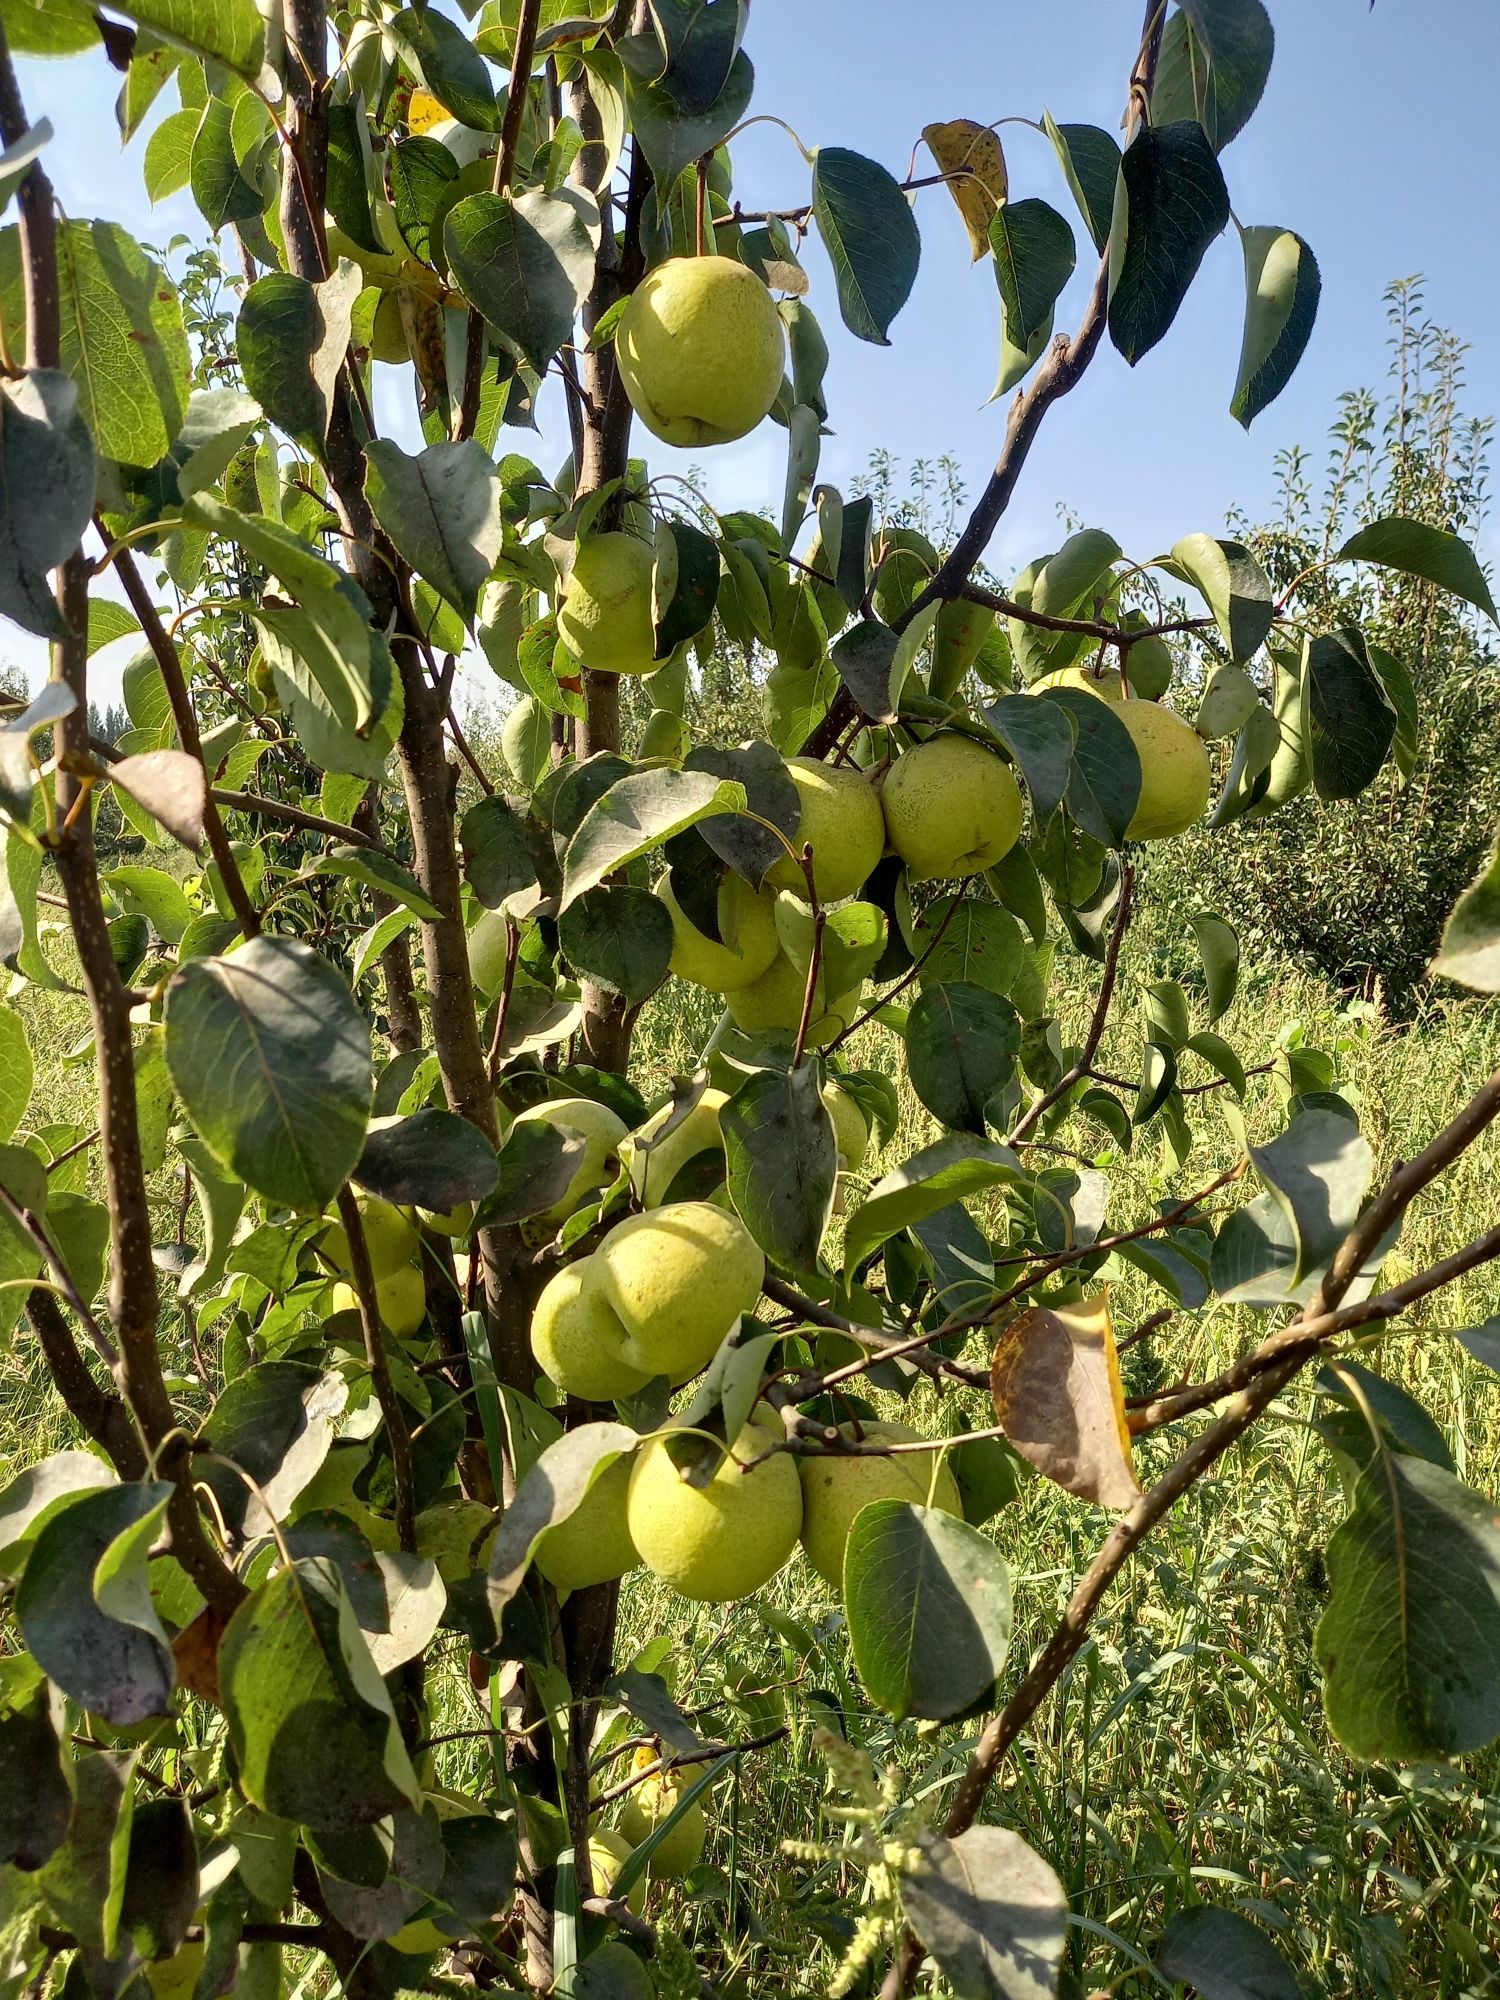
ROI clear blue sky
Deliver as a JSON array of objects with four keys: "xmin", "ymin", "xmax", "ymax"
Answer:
[{"xmin": 10, "ymin": 0, "xmax": 1500, "ymax": 699}]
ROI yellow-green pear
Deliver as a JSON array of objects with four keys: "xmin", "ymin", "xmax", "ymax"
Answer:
[
  {"xmin": 1117, "ymin": 699, "xmax": 1212, "ymax": 840},
  {"xmin": 331, "ymin": 1263, "xmax": 427, "ymax": 1339},
  {"xmin": 419, "ymin": 1200, "xmax": 472, "ymax": 1239},
  {"xmin": 586, "ymin": 1826, "xmax": 646, "ymax": 1914},
  {"xmin": 502, "ymin": 695, "xmax": 553, "ymax": 787},
  {"xmin": 725, "ymin": 950, "xmax": 861, "ymax": 1046},
  {"xmin": 657, "ymin": 871, "xmax": 780, "ymax": 993},
  {"xmin": 798, "ymin": 1421, "xmax": 962, "ymax": 1589},
  {"xmin": 587, "ymin": 1202, "xmax": 764, "ymax": 1380},
  {"xmin": 533, "ymin": 1454, "xmax": 641, "ymax": 1592},
  {"xmin": 1120, "ymin": 616, "xmax": 1173, "ymax": 699},
  {"xmin": 1030, "ymin": 663, "xmax": 1124, "ymax": 702},
  {"xmin": 468, "ymin": 907, "xmax": 513, "ymax": 998},
  {"xmin": 930, "ymin": 599, "xmax": 996, "ymax": 701},
  {"xmin": 618, "ymin": 1771, "xmax": 707, "ymax": 1878},
  {"xmin": 616, "ymin": 256, "xmax": 784, "ymax": 448},
  {"xmin": 323, "ymin": 1196, "xmax": 419, "ymax": 1280},
  {"xmin": 510, "ymin": 1096, "xmax": 629, "ymax": 1227},
  {"xmin": 627, "ymin": 1421, "xmax": 802, "ymax": 1601},
  {"xmin": 823, "ymin": 1081, "xmax": 870, "ymax": 1172},
  {"xmin": 640, "ymin": 708, "xmax": 690, "ymax": 763},
  {"xmin": 881, "ymin": 735, "xmax": 1023, "ymax": 880},
  {"xmin": 557, "ymin": 532, "xmax": 658, "ymax": 676},
  {"xmin": 530, "ymin": 1259, "xmax": 653, "ymax": 1401},
  {"xmin": 765, "ymin": 757, "xmax": 886, "ymax": 904},
  {"xmin": 623, "ymin": 1088, "xmax": 730, "ymax": 1207}
]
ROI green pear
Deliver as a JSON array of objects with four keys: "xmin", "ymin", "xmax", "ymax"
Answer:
[
  {"xmin": 587, "ymin": 1202, "xmax": 764, "ymax": 1380},
  {"xmin": 502, "ymin": 694, "xmax": 553, "ymax": 787},
  {"xmin": 533, "ymin": 1454, "xmax": 641, "ymax": 1593},
  {"xmin": 765, "ymin": 757, "xmax": 886, "ymax": 904},
  {"xmin": 725, "ymin": 949, "xmax": 861, "ymax": 1046},
  {"xmin": 1030, "ymin": 663, "xmax": 1124, "ymax": 702},
  {"xmin": 331, "ymin": 1262, "xmax": 426, "ymax": 1338},
  {"xmin": 627, "ymin": 1420, "xmax": 802, "ymax": 1601},
  {"xmin": 530, "ymin": 1259, "xmax": 653, "ymax": 1402},
  {"xmin": 323, "ymin": 1196, "xmax": 419, "ymax": 1280},
  {"xmin": 616, "ymin": 256, "xmax": 784, "ymax": 448},
  {"xmin": 587, "ymin": 1826, "xmax": 646, "ymax": 1914},
  {"xmin": 657, "ymin": 871, "xmax": 780, "ymax": 993},
  {"xmin": 640, "ymin": 708, "xmax": 690, "ymax": 763},
  {"xmin": 510, "ymin": 1096, "xmax": 629, "ymax": 1226},
  {"xmin": 558, "ymin": 532, "xmax": 659, "ymax": 676},
  {"xmin": 823, "ymin": 1081, "xmax": 870, "ymax": 1172},
  {"xmin": 1117, "ymin": 699, "xmax": 1212, "ymax": 839},
  {"xmin": 617, "ymin": 1772, "xmax": 707, "ymax": 1878},
  {"xmin": 623, "ymin": 1087, "xmax": 730, "ymax": 1207},
  {"xmin": 798, "ymin": 1421, "xmax": 962, "ymax": 1588},
  {"xmin": 881, "ymin": 735, "xmax": 1023, "ymax": 880},
  {"xmin": 1119, "ymin": 614, "xmax": 1173, "ymax": 699}
]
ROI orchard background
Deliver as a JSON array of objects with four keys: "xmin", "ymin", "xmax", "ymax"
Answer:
[{"xmin": 0, "ymin": 4, "xmax": 1498, "ymax": 1999}]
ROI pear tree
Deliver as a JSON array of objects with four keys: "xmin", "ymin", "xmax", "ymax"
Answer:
[{"xmin": 1, "ymin": 3, "xmax": 1499, "ymax": 1997}]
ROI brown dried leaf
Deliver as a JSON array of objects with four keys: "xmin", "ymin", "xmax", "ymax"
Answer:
[
  {"xmin": 110, "ymin": 749, "xmax": 207, "ymax": 850},
  {"xmin": 171, "ymin": 1602, "xmax": 229, "ymax": 1704},
  {"xmin": 922, "ymin": 119, "xmax": 1009, "ymax": 262},
  {"xmin": 990, "ymin": 1294, "xmax": 1141, "ymax": 1509}
]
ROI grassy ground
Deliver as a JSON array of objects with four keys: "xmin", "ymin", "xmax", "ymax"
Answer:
[{"xmin": 5, "ymin": 913, "xmax": 1499, "ymax": 1997}]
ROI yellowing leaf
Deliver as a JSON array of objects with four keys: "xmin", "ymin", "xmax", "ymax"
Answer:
[
  {"xmin": 406, "ymin": 89, "xmax": 449, "ymax": 135},
  {"xmin": 990, "ymin": 1294, "xmax": 1141, "ymax": 1509},
  {"xmin": 923, "ymin": 119, "xmax": 1008, "ymax": 262}
]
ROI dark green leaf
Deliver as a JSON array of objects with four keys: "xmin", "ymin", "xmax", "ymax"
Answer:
[
  {"xmin": 0, "ymin": 372, "xmax": 94, "ymax": 639},
  {"xmin": 0, "ymin": 1450, "xmax": 114, "ymax": 1580},
  {"xmin": 903, "ymin": 1826, "xmax": 1067, "ymax": 2000},
  {"xmin": 1232, "ymin": 225, "xmax": 1320, "ymax": 428},
  {"xmin": 1189, "ymin": 912, "xmax": 1239, "ymax": 1022},
  {"xmin": 1305, "ymin": 628, "xmax": 1397, "ymax": 800},
  {"xmin": 561, "ymin": 768, "xmax": 744, "ymax": 908},
  {"xmin": 474, "ymin": 1120, "xmax": 587, "ymax": 1229},
  {"xmin": 1108, "ymin": 120, "xmax": 1229, "ymax": 364},
  {"xmin": 461, "ymin": 793, "xmax": 540, "ymax": 915},
  {"xmin": 1313, "ymin": 1359, "xmax": 1454, "ymax": 1477},
  {"xmin": 389, "ymin": 137, "xmax": 459, "ymax": 266},
  {"xmin": 1156, "ymin": 1906, "xmax": 1305, "ymax": 1999},
  {"xmin": 356, "ymin": 1108, "xmax": 498, "ymax": 1210},
  {"xmin": 647, "ymin": 0, "xmax": 742, "ymax": 114},
  {"xmin": 120, "ymin": 1798, "xmax": 197, "ymax": 1963},
  {"xmin": 1168, "ymin": 534, "xmax": 1274, "ymax": 663},
  {"xmin": 165, "ymin": 936, "xmax": 373, "ymax": 1211},
  {"xmin": 1042, "ymin": 687, "xmax": 1141, "ymax": 846},
  {"xmin": 653, "ymin": 516, "xmax": 720, "ymax": 655},
  {"xmin": 844, "ymin": 1136, "xmax": 1022, "ymax": 1278},
  {"xmin": 364, "ymin": 438, "xmax": 504, "ymax": 625},
  {"xmin": 487, "ymin": 1423, "xmax": 639, "ymax": 1613},
  {"xmin": 831, "ymin": 618, "xmax": 902, "ymax": 723},
  {"xmin": 1337, "ymin": 516, "xmax": 1498, "ymax": 625},
  {"xmin": 198, "ymin": 1363, "xmax": 349, "ymax": 1537},
  {"xmin": 844, "ymin": 1500, "xmax": 1011, "ymax": 1720},
  {"xmin": 811, "ymin": 146, "xmax": 921, "ymax": 345},
  {"xmin": 1247, "ymin": 1106, "xmax": 1372, "ymax": 1285},
  {"xmin": 445, "ymin": 188, "xmax": 597, "ymax": 370},
  {"xmin": 312, "ymin": 845, "xmax": 443, "ymax": 921},
  {"xmin": 558, "ymin": 885, "xmax": 673, "ymax": 1005},
  {"xmin": 390, "ymin": 7, "xmax": 498, "ymax": 129},
  {"xmin": 1430, "ymin": 835, "xmax": 1500, "ymax": 993},
  {"xmin": 906, "ymin": 982, "xmax": 1020, "ymax": 1135},
  {"xmin": 914, "ymin": 897, "xmax": 1024, "ymax": 998},
  {"xmin": 627, "ymin": 47, "xmax": 752, "ymax": 191},
  {"xmin": 721, "ymin": 1063, "xmax": 836, "ymax": 1274},
  {"xmin": 237, "ymin": 266, "xmax": 360, "ymax": 459},
  {"xmin": 984, "ymin": 694, "xmax": 1076, "ymax": 825},
  {"xmin": 0, "ymin": 1657, "xmax": 70, "ymax": 1869},
  {"xmin": 1152, "ymin": 0, "xmax": 1276, "ymax": 150},
  {"xmin": 1041, "ymin": 114, "xmax": 1120, "ymax": 253},
  {"xmin": 989, "ymin": 198, "xmax": 1075, "ymax": 348},
  {"xmin": 190, "ymin": 95, "xmax": 265, "ymax": 229},
  {"xmin": 684, "ymin": 739, "xmax": 798, "ymax": 886}
]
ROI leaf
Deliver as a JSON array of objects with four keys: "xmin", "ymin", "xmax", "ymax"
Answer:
[
  {"xmin": 355, "ymin": 1108, "xmax": 498, "ymax": 1210},
  {"xmin": 626, "ymin": 46, "xmax": 753, "ymax": 192},
  {"xmin": 843, "ymin": 1501, "xmax": 1012, "ymax": 1721},
  {"xmin": 721, "ymin": 1064, "xmax": 836, "ymax": 1274},
  {"xmin": 1232, "ymin": 226, "xmax": 1320, "ymax": 428},
  {"xmin": 364, "ymin": 438, "xmax": 504, "ymax": 627},
  {"xmin": 16, "ymin": 1482, "xmax": 175, "ymax": 1724},
  {"xmin": 0, "ymin": 682, "xmax": 75, "ymax": 821},
  {"xmin": 219, "ymin": 1556, "xmax": 420, "ymax": 1829},
  {"xmin": 906, "ymin": 982, "xmax": 1020, "ymax": 1136},
  {"xmin": 1041, "ymin": 114, "xmax": 1120, "ymax": 254},
  {"xmin": 990, "ymin": 1296, "xmax": 1141, "ymax": 1508},
  {"xmin": 646, "ymin": 0, "xmax": 743, "ymax": 115},
  {"xmin": 460, "ymin": 793, "xmax": 540, "ymax": 918},
  {"xmin": 198, "ymin": 1363, "xmax": 349, "ymax": 1538},
  {"xmin": 1304, "ymin": 628, "xmax": 1397, "ymax": 800},
  {"xmin": 1430, "ymin": 835, "xmax": 1500, "ymax": 993},
  {"xmin": 106, "ymin": 862, "xmax": 193, "ymax": 943},
  {"xmin": 561, "ymin": 768, "xmax": 744, "ymax": 909},
  {"xmin": 168, "ymin": 385, "xmax": 262, "ymax": 500},
  {"xmin": 389, "ymin": 6, "xmax": 497, "ymax": 129},
  {"xmin": 1156, "ymin": 1906, "xmax": 1306, "ymax": 2000},
  {"xmin": 989, "ymin": 198, "xmax": 1076, "ymax": 349},
  {"xmin": 237, "ymin": 265, "xmax": 361, "ymax": 459},
  {"xmin": 1245, "ymin": 1106, "xmax": 1372, "ymax": 1287},
  {"xmin": 0, "ymin": 1657, "xmax": 70, "ymax": 1870},
  {"xmin": 0, "ymin": 370, "xmax": 95, "ymax": 638},
  {"xmin": 445, "ymin": 188, "xmax": 598, "ymax": 372},
  {"xmin": 1189, "ymin": 913, "xmax": 1239, "ymax": 1022},
  {"xmin": 1315, "ymin": 1454, "xmax": 1500, "ymax": 1762},
  {"xmin": 558, "ymin": 885, "xmax": 673, "ymax": 1006},
  {"xmin": 684, "ymin": 740, "xmax": 798, "ymax": 886},
  {"xmin": 985, "ymin": 694, "xmax": 1076, "ymax": 825},
  {"xmin": 0, "ymin": 1450, "xmax": 115, "ymax": 1580},
  {"xmin": 143, "ymin": 105, "xmax": 197, "ymax": 202},
  {"xmin": 313, "ymin": 845, "xmax": 444, "ymax": 921},
  {"xmin": 811, "ymin": 146, "xmax": 921, "ymax": 345},
  {"xmin": 189, "ymin": 94, "xmax": 264, "ymax": 229},
  {"xmin": 914, "ymin": 898, "xmax": 1024, "ymax": 998},
  {"xmin": 1107, "ymin": 120, "xmax": 1230, "ymax": 365},
  {"xmin": 474, "ymin": 1120, "xmax": 588, "ymax": 1229},
  {"xmin": 844, "ymin": 1135, "xmax": 1022, "ymax": 1277},
  {"xmin": 1152, "ymin": 0, "xmax": 1276, "ymax": 151},
  {"xmin": 102, "ymin": 0, "xmax": 264, "ymax": 76},
  {"xmin": 922, "ymin": 119, "xmax": 1008, "ymax": 261},
  {"xmin": 1313, "ymin": 1359, "xmax": 1454, "ymax": 1477},
  {"xmin": 37, "ymin": 1748, "xmax": 135, "ymax": 1967},
  {"xmin": 1337, "ymin": 515, "xmax": 1498, "ymax": 625},
  {"xmin": 1168, "ymin": 534, "xmax": 1274, "ymax": 663},
  {"xmin": 1042, "ymin": 687, "xmax": 1141, "ymax": 847},
  {"xmin": 653, "ymin": 517, "xmax": 720, "ymax": 655},
  {"xmin": 164, "ymin": 936, "xmax": 372, "ymax": 1211},
  {"xmin": 903, "ymin": 1826, "xmax": 1068, "ymax": 2000},
  {"xmin": 389, "ymin": 137, "xmax": 459, "ymax": 266},
  {"xmin": 487, "ymin": 1423, "xmax": 639, "ymax": 1614},
  {"xmin": 109, "ymin": 750, "xmax": 206, "ymax": 850}
]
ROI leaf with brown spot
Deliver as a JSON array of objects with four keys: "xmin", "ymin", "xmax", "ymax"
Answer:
[
  {"xmin": 990, "ymin": 1294, "xmax": 1141, "ymax": 1509},
  {"xmin": 110, "ymin": 750, "xmax": 207, "ymax": 850},
  {"xmin": 171, "ymin": 1602, "xmax": 229, "ymax": 1704},
  {"xmin": 922, "ymin": 120, "xmax": 1008, "ymax": 261}
]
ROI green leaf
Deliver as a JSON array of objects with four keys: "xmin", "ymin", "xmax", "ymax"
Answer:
[
  {"xmin": 989, "ymin": 198, "xmax": 1075, "ymax": 348},
  {"xmin": 902, "ymin": 1826, "xmax": 1067, "ymax": 2000},
  {"xmin": 0, "ymin": 373, "xmax": 94, "ymax": 640},
  {"xmin": 1041, "ymin": 114, "xmax": 1120, "ymax": 254},
  {"xmin": 1305, "ymin": 628, "xmax": 1397, "ymax": 801},
  {"xmin": 119, "ymin": 1797, "xmax": 198, "ymax": 1965},
  {"xmin": 0, "ymin": 1450, "xmax": 115, "ymax": 1581},
  {"xmin": 165, "ymin": 936, "xmax": 373, "ymax": 1211},
  {"xmin": 0, "ymin": 1656, "xmax": 70, "ymax": 1870},
  {"xmin": 1189, "ymin": 912, "xmax": 1239, "ymax": 1022},
  {"xmin": 236, "ymin": 265, "xmax": 361, "ymax": 459},
  {"xmin": 1107, "ymin": 120, "xmax": 1229, "ymax": 364},
  {"xmin": 391, "ymin": 6, "xmax": 498, "ymax": 130},
  {"xmin": 558, "ymin": 885, "xmax": 673, "ymax": 1006},
  {"xmin": 37, "ymin": 1748, "xmax": 134, "ymax": 1967},
  {"xmin": 721, "ymin": 1063, "xmax": 836, "ymax": 1274},
  {"xmin": 645, "ymin": 0, "xmax": 742, "ymax": 114},
  {"xmin": 1313, "ymin": 1359, "xmax": 1454, "ymax": 1477},
  {"xmin": 830, "ymin": 618, "xmax": 903, "ymax": 724},
  {"xmin": 16, "ymin": 1482, "xmax": 175, "ymax": 1724},
  {"xmin": 1364, "ymin": 640, "xmax": 1418, "ymax": 782},
  {"xmin": 198, "ymin": 1362, "xmax": 348, "ymax": 1538},
  {"xmin": 984, "ymin": 694, "xmax": 1076, "ymax": 825},
  {"xmin": 1247, "ymin": 1106, "xmax": 1373, "ymax": 1286},
  {"xmin": 1430, "ymin": 835, "xmax": 1500, "ymax": 993},
  {"xmin": 811, "ymin": 146, "xmax": 921, "ymax": 346},
  {"xmin": 1337, "ymin": 516, "xmax": 1499, "ymax": 625},
  {"xmin": 1232, "ymin": 225, "xmax": 1320, "ymax": 428},
  {"xmin": 1168, "ymin": 534, "xmax": 1274, "ymax": 663},
  {"xmin": 906, "ymin": 982, "xmax": 1020, "ymax": 1136},
  {"xmin": 105, "ymin": 863, "xmax": 194, "ymax": 944},
  {"xmin": 143, "ymin": 105, "xmax": 198, "ymax": 202},
  {"xmin": 685, "ymin": 740, "xmax": 797, "ymax": 887},
  {"xmin": 843, "ymin": 1500, "xmax": 1011, "ymax": 1720},
  {"xmin": 324, "ymin": 101, "xmax": 381, "ymax": 256},
  {"xmin": 1316, "ymin": 1454, "xmax": 1500, "ymax": 1762},
  {"xmin": 561, "ymin": 768, "xmax": 745, "ymax": 908},
  {"xmin": 312, "ymin": 845, "xmax": 443, "ymax": 921},
  {"xmin": 844, "ymin": 1135, "xmax": 1022, "ymax": 1277},
  {"xmin": 1156, "ymin": 1907, "xmax": 1306, "ymax": 2000},
  {"xmin": 1042, "ymin": 687, "xmax": 1141, "ymax": 847},
  {"xmin": 1152, "ymin": 0, "xmax": 1276, "ymax": 151},
  {"xmin": 356, "ymin": 1107, "xmax": 498, "ymax": 1210},
  {"xmin": 0, "ymin": 0, "xmax": 99, "ymax": 53},
  {"xmin": 189, "ymin": 95, "xmax": 265, "ymax": 230},
  {"xmin": 487, "ymin": 1423, "xmax": 639, "ymax": 1613},
  {"xmin": 626, "ymin": 46, "xmax": 752, "ymax": 191},
  {"xmin": 445, "ymin": 188, "xmax": 599, "ymax": 371},
  {"xmin": 102, "ymin": 0, "xmax": 264, "ymax": 76},
  {"xmin": 475, "ymin": 1119, "xmax": 587, "ymax": 1229},
  {"xmin": 364, "ymin": 437, "xmax": 504, "ymax": 628},
  {"xmin": 220, "ymin": 1556, "xmax": 421, "ymax": 1829},
  {"xmin": 461, "ymin": 793, "xmax": 541, "ymax": 916},
  {"xmin": 389, "ymin": 136, "xmax": 459, "ymax": 266},
  {"xmin": 914, "ymin": 897, "xmax": 1024, "ymax": 998},
  {"xmin": 0, "ymin": 1005, "xmax": 31, "ymax": 1144}
]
